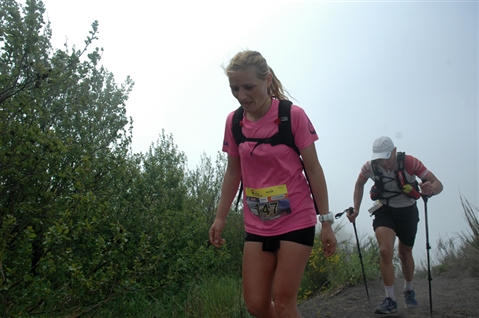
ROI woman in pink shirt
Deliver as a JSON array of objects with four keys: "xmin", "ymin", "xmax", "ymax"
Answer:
[{"xmin": 209, "ymin": 50, "xmax": 337, "ymax": 318}]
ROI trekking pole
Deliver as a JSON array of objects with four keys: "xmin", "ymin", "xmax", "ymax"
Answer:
[
  {"xmin": 335, "ymin": 207, "xmax": 370, "ymax": 304},
  {"xmin": 422, "ymin": 194, "xmax": 433, "ymax": 317}
]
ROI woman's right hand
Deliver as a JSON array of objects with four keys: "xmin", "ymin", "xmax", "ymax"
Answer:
[{"xmin": 209, "ymin": 219, "xmax": 226, "ymax": 248}]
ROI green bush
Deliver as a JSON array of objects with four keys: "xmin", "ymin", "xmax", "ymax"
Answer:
[{"xmin": 300, "ymin": 230, "xmax": 381, "ymax": 300}]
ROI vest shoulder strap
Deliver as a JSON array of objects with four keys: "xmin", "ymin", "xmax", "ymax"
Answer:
[
  {"xmin": 232, "ymin": 106, "xmax": 245, "ymax": 146},
  {"xmin": 397, "ymin": 151, "xmax": 405, "ymax": 167},
  {"xmin": 276, "ymin": 100, "xmax": 297, "ymax": 153}
]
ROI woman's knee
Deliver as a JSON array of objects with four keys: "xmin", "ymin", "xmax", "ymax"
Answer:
[
  {"xmin": 271, "ymin": 291, "xmax": 298, "ymax": 317},
  {"xmin": 245, "ymin": 299, "xmax": 272, "ymax": 317}
]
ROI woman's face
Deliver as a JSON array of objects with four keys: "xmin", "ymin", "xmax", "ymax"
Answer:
[{"xmin": 228, "ymin": 68, "xmax": 272, "ymax": 117}]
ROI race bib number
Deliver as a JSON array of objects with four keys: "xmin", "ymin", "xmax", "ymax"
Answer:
[{"xmin": 245, "ymin": 184, "xmax": 291, "ymax": 221}]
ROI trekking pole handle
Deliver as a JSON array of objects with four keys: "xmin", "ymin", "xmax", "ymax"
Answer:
[
  {"xmin": 334, "ymin": 207, "xmax": 354, "ymax": 219},
  {"xmin": 421, "ymin": 179, "xmax": 430, "ymax": 202}
]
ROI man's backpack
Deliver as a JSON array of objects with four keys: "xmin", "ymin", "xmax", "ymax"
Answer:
[
  {"xmin": 370, "ymin": 152, "xmax": 421, "ymax": 203},
  {"xmin": 231, "ymin": 100, "xmax": 318, "ymax": 214}
]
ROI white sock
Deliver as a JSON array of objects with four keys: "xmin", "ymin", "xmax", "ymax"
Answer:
[
  {"xmin": 404, "ymin": 280, "xmax": 413, "ymax": 291},
  {"xmin": 385, "ymin": 285, "xmax": 395, "ymax": 301}
]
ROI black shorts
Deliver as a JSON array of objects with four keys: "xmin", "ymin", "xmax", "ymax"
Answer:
[
  {"xmin": 245, "ymin": 226, "xmax": 316, "ymax": 252},
  {"xmin": 373, "ymin": 203, "xmax": 419, "ymax": 247}
]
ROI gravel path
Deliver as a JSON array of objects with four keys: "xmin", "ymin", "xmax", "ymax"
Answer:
[{"xmin": 297, "ymin": 270, "xmax": 479, "ymax": 317}]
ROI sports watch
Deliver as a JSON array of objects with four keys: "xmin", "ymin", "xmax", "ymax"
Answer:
[{"xmin": 318, "ymin": 212, "xmax": 334, "ymax": 224}]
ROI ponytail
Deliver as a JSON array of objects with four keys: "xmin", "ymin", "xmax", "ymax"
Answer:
[{"xmin": 268, "ymin": 66, "xmax": 290, "ymax": 101}]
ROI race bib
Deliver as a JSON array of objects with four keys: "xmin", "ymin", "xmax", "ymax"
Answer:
[{"xmin": 245, "ymin": 184, "xmax": 291, "ymax": 221}]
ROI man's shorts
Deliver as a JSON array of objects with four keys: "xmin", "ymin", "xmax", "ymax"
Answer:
[
  {"xmin": 245, "ymin": 226, "xmax": 316, "ymax": 252},
  {"xmin": 373, "ymin": 203, "xmax": 419, "ymax": 247}
]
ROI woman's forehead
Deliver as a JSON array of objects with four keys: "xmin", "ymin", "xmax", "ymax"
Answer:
[{"xmin": 228, "ymin": 68, "xmax": 260, "ymax": 84}]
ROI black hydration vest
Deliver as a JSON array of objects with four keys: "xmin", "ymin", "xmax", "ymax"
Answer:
[
  {"xmin": 370, "ymin": 151, "xmax": 421, "ymax": 204},
  {"xmin": 231, "ymin": 100, "xmax": 318, "ymax": 214},
  {"xmin": 232, "ymin": 100, "xmax": 298, "ymax": 156}
]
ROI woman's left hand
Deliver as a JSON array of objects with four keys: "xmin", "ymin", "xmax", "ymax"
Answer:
[{"xmin": 320, "ymin": 223, "xmax": 337, "ymax": 257}]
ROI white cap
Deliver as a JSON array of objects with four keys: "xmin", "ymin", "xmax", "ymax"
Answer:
[{"xmin": 372, "ymin": 136, "xmax": 394, "ymax": 160}]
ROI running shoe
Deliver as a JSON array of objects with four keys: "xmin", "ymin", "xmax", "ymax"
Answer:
[
  {"xmin": 404, "ymin": 290, "xmax": 418, "ymax": 309},
  {"xmin": 375, "ymin": 297, "xmax": 398, "ymax": 314}
]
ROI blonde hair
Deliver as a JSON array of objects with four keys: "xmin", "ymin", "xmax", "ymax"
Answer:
[{"xmin": 224, "ymin": 50, "xmax": 291, "ymax": 101}]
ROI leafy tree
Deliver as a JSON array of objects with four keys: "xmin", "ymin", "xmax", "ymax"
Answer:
[
  {"xmin": 0, "ymin": 1, "xmax": 238, "ymax": 316},
  {"xmin": 185, "ymin": 151, "xmax": 226, "ymax": 224},
  {"xmin": 0, "ymin": 0, "xmax": 134, "ymax": 315},
  {"xmin": 120, "ymin": 135, "xmax": 231, "ymax": 292}
]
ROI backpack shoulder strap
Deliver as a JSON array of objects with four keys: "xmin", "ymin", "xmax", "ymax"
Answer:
[
  {"xmin": 371, "ymin": 160, "xmax": 382, "ymax": 181},
  {"xmin": 397, "ymin": 151, "xmax": 406, "ymax": 167},
  {"xmin": 232, "ymin": 106, "xmax": 245, "ymax": 146},
  {"xmin": 395, "ymin": 151, "xmax": 421, "ymax": 199},
  {"xmin": 276, "ymin": 100, "xmax": 299, "ymax": 153},
  {"xmin": 277, "ymin": 100, "xmax": 319, "ymax": 213}
]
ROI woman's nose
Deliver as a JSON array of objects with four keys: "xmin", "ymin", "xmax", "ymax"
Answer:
[{"xmin": 237, "ymin": 88, "xmax": 247, "ymax": 100}]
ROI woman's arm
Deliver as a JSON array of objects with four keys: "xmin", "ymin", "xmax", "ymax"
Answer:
[
  {"xmin": 209, "ymin": 155, "xmax": 242, "ymax": 247},
  {"xmin": 300, "ymin": 143, "xmax": 337, "ymax": 257}
]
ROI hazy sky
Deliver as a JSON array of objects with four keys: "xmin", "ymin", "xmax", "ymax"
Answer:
[{"xmin": 37, "ymin": 0, "xmax": 478, "ymax": 262}]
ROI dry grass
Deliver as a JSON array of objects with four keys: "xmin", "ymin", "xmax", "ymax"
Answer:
[{"xmin": 430, "ymin": 195, "xmax": 479, "ymax": 278}]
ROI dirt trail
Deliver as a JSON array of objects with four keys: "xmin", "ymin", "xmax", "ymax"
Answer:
[{"xmin": 298, "ymin": 270, "xmax": 479, "ymax": 317}]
